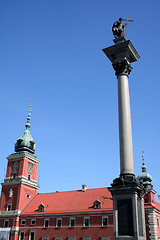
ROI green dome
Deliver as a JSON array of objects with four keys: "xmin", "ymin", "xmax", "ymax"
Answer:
[
  {"xmin": 15, "ymin": 106, "xmax": 36, "ymax": 154},
  {"xmin": 137, "ymin": 162, "xmax": 152, "ymax": 181},
  {"xmin": 137, "ymin": 158, "xmax": 153, "ymax": 191}
]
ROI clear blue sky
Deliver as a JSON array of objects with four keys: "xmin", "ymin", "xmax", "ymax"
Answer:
[{"xmin": 0, "ymin": 1, "xmax": 160, "ymax": 199}]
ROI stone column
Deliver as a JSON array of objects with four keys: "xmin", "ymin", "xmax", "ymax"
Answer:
[
  {"xmin": 113, "ymin": 59, "xmax": 134, "ymax": 175},
  {"xmin": 103, "ymin": 37, "xmax": 146, "ymax": 240}
]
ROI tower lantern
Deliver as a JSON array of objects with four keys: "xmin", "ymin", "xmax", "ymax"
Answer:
[{"xmin": 15, "ymin": 105, "xmax": 36, "ymax": 154}]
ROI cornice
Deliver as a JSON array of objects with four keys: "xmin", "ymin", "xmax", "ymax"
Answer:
[
  {"xmin": 19, "ymin": 225, "xmax": 113, "ymax": 229},
  {"xmin": 2, "ymin": 176, "xmax": 39, "ymax": 189},
  {"xmin": 0, "ymin": 210, "xmax": 21, "ymax": 217},
  {"xmin": 7, "ymin": 152, "xmax": 40, "ymax": 164},
  {"xmin": 20, "ymin": 210, "xmax": 113, "ymax": 218}
]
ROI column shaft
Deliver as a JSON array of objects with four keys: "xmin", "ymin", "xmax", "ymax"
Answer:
[{"xmin": 118, "ymin": 74, "xmax": 134, "ymax": 175}]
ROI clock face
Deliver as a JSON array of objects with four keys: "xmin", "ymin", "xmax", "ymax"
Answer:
[
  {"xmin": 28, "ymin": 162, "xmax": 33, "ymax": 172},
  {"xmin": 12, "ymin": 161, "xmax": 19, "ymax": 171}
]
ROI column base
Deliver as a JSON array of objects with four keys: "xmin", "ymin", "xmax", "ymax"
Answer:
[
  {"xmin": 108, "ymin": 176, "xmax": 146, "ymax": 240},
  {"xmin": 111, "ymin": 174, "xmax": 144, "ymax": 192}
]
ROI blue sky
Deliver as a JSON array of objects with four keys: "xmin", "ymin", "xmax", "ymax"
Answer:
[{"xmin": 0, "ymin": 1, "xmax": 160, "ymax": 200}]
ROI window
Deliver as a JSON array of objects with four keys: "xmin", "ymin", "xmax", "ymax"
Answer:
[
  {"xmin": 26, "ymin": 194, "xmax": 30, "ymax": 199},
  {"xmin": 42, "ymin": 237, "xmax": 49, "ymax": 240},
  {"xmin": 31, "ymin": 219, "xmax": 36, "ymax": 225},
  {"xmin": 157, "ymin": 217, "xmax": 160, "ymax": 227},
  {"xmin": 19, "ymin": 231, "xmax": 25, "ymax": 240},
  {"xmin": 7, "ymin": 203, "xmax": 12, "ymax": 211},
  {"xmin": 29, "ymin": 231, "xmax": 35, "ymax": 240},
  {"xmin": 55, "ymin": 238, "xmax": 62, "ymax": 240},
  {"xmin": 56, "ymin": 218, "xmax": 62, "ymax": 227},
  {"xmin": 84, "ymin": 217, "xmax": 89, "ymax": 227},
  {"xmin": 102, "ymin": 216, "xmax": 108, "ymax": 226},
  {"xmin": 70, "ymin": 218, "xmax": 75, "ymax": 227},
  {"xmin": 93, "ymin": 198, "xmax": 102, "ymax": 209},
  {"xmin": 30, "ymin": 141, "xmax": 35, "ymax": 150},
  {"xmin": 28, "ymin": 174, "xmax": 31, "ymax": 180},
  {"xmin": 21, "ymin": 220, "xmax": 26, "ymax": 225},
  {"xmin": 82, "ymin": 237, "xmax": 90, "ymax": 240},
  {"xmin": 95, "ymin": 203, "xmax": 100, "ymax": 209},
  {"xmin": 39, "ymin": 205, "xmax": 44, "ymax": 212},
  {"xmin": 17, "ymin": 139, "xmax": 22, "ymax": 147},
  {"xmin": 13, "ymin": 173, "xmax": 16, "ymax": 178},
  {"xmin": 68, "ymin": 238, "xmax": 75, "ymax": 240},
  {"xmin": 44, "ymin": 219, "xmax": 49, "ymax": 228},
  {"xmin": 101, "ymin": 237, "xmax": 109, "ymax": 240},
  {"xmin": 4, "ymin": 220, "xmax": 9, "ymax": 228},
  {"xmin": 38, "ymin": 203, "xmax": 46, "ymax": 212}
]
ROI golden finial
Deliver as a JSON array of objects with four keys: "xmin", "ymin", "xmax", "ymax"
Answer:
[
  {"xmin": 30, "ymin": 100, "xmax": 32, "ymax": 108},
  {"xmin": 142, "ymin": 151, "xmax": 145, "ymax": 164}
]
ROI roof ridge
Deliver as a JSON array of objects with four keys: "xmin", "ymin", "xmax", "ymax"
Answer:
[
  {"xmin": 38, "ymin": 187, "xmax": 107, "ymax": 195},
  {"xmin": 21, "ymin": 193, "xmax": 39, "ymax": 213}
]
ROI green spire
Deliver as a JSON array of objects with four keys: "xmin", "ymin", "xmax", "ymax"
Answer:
[
  {"xmin": 141, "ymin": 154, "xmax": 146, "ymax": 172},
  {"xmin": 25, "ymin": 105, "xmax": 31, "ymax": 129},
  {"xmin": 137, "ymin": 152, "xmax": 153, "ymax": 191},
  {"xmin": 15, "ymin": 105, "xmax": 36, "ymax": 154}
]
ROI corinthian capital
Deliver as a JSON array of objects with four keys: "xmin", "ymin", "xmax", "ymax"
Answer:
[{"xmin": 112, "ymin": 58, "xmax": 132, "ymax": 77}]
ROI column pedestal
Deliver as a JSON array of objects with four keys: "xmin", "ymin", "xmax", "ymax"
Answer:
[{"xmin": 108, "ymin": 176, "xmax": 146, "ymax": 240}]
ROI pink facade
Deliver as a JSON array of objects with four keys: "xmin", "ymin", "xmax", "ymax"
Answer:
[{"xmin": 18, "ymin": 214, "xmax": 113, "ymax": 240}]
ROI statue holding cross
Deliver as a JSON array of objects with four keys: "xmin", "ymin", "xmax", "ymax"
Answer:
[{"xmin": 112, "ymin": 16, "xmax": 134, "ymax": 39}]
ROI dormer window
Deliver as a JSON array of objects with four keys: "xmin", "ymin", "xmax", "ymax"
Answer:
[
  {"xmin": 38, "ymin": 203, "xmax": 47, "ymax": 212},
  {"xmin": 30, "ymin": 141, "xmax": 35, "ymax": 150},
  {"xmin": 39, "ymin": 205, "xmax": 44, "ymax": 212},
  {"xmin": 93, "ymin": 198, "xmax": 103, "ymax": 209},
  {"xmin": 95, "ymin": 203, "xmax": 100, "ymax": 209},
  {"xmin": 17, "ymin": 139, "xmax": 23, "ymax": 147}
]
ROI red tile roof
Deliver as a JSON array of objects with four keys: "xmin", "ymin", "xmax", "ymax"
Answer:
[{"xmin": 21, "ymin": 187, "xmax": 113, "ymax": 215}]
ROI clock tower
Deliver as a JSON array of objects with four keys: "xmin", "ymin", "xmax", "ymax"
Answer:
[{"xmin": 0, "ymin": 106, "xmax": 40, "ymax": 213}]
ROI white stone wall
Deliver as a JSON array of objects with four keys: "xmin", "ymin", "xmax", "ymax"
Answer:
[{"xmin": 148, "ymin": 210, "xmax": 157, "ymax": 240}]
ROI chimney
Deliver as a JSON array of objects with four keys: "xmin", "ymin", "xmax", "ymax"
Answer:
[{"xmin": 82, "ymin": 184, "xmax": 87, "ymax": 192}]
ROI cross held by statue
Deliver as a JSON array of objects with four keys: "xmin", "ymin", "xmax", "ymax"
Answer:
[{"xmin": 122, "ymin": 16, "xmax": 134, "ymax": 37}]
